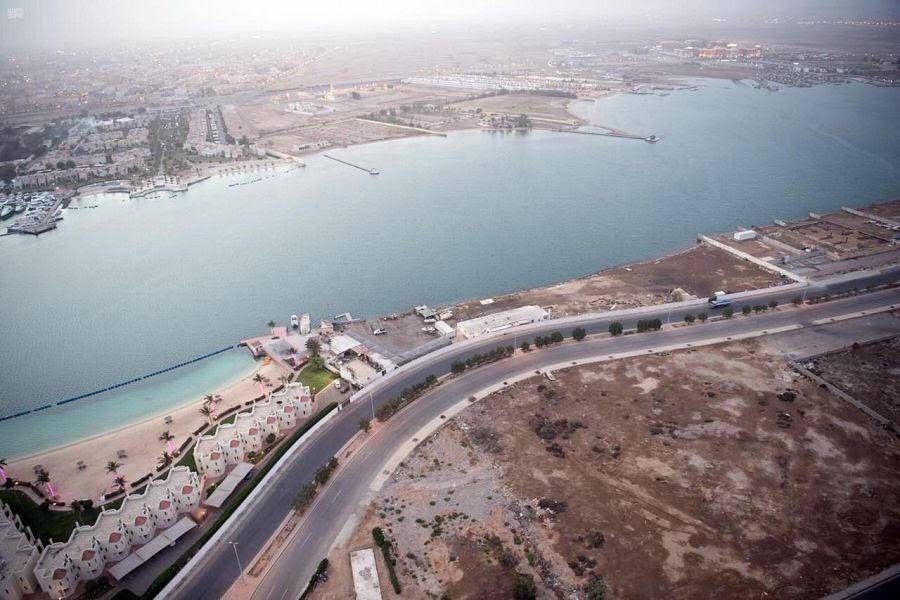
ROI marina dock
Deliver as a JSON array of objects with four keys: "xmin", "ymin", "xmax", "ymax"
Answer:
[
  {"xmin": 7, "ymin": 194, "xmax": 65, "ymax": 236},
  {"xmin": 323, "ymin": 154, "xmax": 380, "ymax": 175}
]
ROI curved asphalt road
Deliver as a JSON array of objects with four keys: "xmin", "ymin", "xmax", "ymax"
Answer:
[{"xmin": 166, "ymin": 269, "xmax": 899, "ymax": 599}]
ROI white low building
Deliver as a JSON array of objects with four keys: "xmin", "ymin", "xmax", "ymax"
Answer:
[
  {"xmin": 193, "ymin": 383, "xmax": 313, "ymax": 478},
  {"xmin": 32, "ymin": 467, "xmax": 200, "ymax": 599},
  {"xmin": 1, "ymin": 502, "xmax": 42, "ymax": 600},
  {"xmin": 455, "ymin": 305, "xmax": 549, "ymax": 340}
]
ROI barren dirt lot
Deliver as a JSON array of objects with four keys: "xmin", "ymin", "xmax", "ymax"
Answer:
[
  {"xmin": 454, "ymin": 243, "xmax": 783, "ymax": 320},
  {"xmin": 318, "ymin": 341, "xmax": 900, "ymax": 600},
  {"xmin": 863, "ymin": 198, "xmax": 900, "ymax": 221},
  {"xmin": 809, "ymin": 336, "xmax": 900, "ymax": 426},
  {"xmin": 447, "ymin": 93, "xmax": 584, "ymax": 125}
]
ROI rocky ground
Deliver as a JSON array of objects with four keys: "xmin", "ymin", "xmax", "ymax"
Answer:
[
  {"xmin": 808, "ymin": 336, "xmax": 900, "ymax": 426},
  {"xmin": 315, "ymin": 339, "xmax": 900, "ymax": 600}
]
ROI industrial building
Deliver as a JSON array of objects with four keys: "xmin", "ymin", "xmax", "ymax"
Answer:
[{"xmin": 455, "ymin": 306, "xmax": 549, "ymax": 340}]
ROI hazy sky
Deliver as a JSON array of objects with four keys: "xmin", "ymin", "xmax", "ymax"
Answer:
[{"xmin": 1, "ymin": 0, "xmax": 898, "ymax": 50}]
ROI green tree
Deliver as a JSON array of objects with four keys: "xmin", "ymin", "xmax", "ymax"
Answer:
[
  {"xmin": 572, "ymin": 327, "xmax": 586, "ymax": 341},
  {"xmin": 520, "ymin": 341, "xmax": 531, "ymax": 352},
  {"xmin": 608, "ymin": 322, "xmax": 623, "ymax": 336},
  {"xmin": 359, "ymin": 418, "xmax": 371, "ymax": 433},
  {"xmin": 723, "ymin": 307, "xmax": 734, "ymax": 318},
  {"xmin": 583, "ymin": 573, "xmax": 608, "ymax": 600},
  {"xmin": 550, "ymin": 331, "xmax": 564, "ymax": 344},
  {"xmin": 792, "ymin": 295, "xmax": 803, "ymax": 306},
  {"xmin": 697, "ymin": 312, "xmax": 707, "ymax": 322},
  {"xmin": 267, "ymin": 320, "xmax": 276, "ymax": 328},
  {"xmin": 684, "ymin": 313, "xmax": 696, "ymax": 324},
  {"xmin": 306, "ymin": 337, "xmax": 321, "ymax": 357},
  {"xmin": 114, "ymin": 475, "xmax": 127, "ymax": 490},
  {"xmin": 106, "ymin": 461, "xmax": 122, "ymax": 476},
  {"xmin": 36, "ymin": 470, "xmax": 51, "ymax": 491},
  {"xmin": 512, "ymin": 573, "xmax": 537, "ymax": 600},
  {"xmin": 199, "ymin": 404, "xmax": 213, "ymax": 423},
  {"xmin": 0, "ymin": 164, "xmax": 15, "ymax": 182},
  {"xmin": 742, "ymin": 305, "xmax": 752, "ymax": 316},
  {"xmin": 768, "ymin": 300, "xmax": 778, "ymax": 309},
  {"xmin": 157, "ymin": 452, "xmax": 172, "ymax": 469},
  {"xmin": 451, "ymin": 361, "xmax": 466, "ymax": 374}
]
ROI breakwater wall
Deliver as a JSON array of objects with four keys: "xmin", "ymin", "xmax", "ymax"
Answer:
[{"xmin": 0, "ymin": 345, "xmax": 237, "ymax": 423}]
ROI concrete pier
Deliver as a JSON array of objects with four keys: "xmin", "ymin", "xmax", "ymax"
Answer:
[
  {"xmin": 323, "ymin": 154, "xmax": 379, "ymax": 175},
  {"xmin": 560, "ymin": 125, "xmax": 659, "ymax": 142}
]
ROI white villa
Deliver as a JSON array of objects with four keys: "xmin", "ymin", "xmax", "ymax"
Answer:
[
  {"xmin": 1, "ymin": 502, "xmax": 41, "ymax": 600},
  {"xmin": 32, "ymin": 467, "xmax": 200, "ymax": 599},
  {"xmin": 193, "ymin": 382, "xmax": 314, "ymax": 479}
]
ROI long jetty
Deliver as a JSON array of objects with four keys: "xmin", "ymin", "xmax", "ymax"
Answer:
[
  {"xmin": 323, "ymin": 154, "xmax": 379, "ymax": 175},
  {"xmin": 560, "ymin": 125, "xmax": 658, "ymax": 142},
  {"xmin": 0, "ymin": 345, "xmax": 237, "ymax": 423}
]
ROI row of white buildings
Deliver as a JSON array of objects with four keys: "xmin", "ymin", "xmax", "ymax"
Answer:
[
  {"xmin": 193, "ymin": 382, "xmax": 314, "ymax": 478},
  {"xmin": 0, "ymin": 467, "xmax": 201, "ymax": 599},
  {"xmin": 32, "ymin": 467, "xmax": 200, "ymax": 599},
  {"xmin": 0, "ymin": 502, "xmax": 41, "ymax": 600}
]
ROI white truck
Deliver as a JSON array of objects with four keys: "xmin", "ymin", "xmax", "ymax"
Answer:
[{"xmin": 708, "ymin": 291, "xmax": 732, "ymax": 309}]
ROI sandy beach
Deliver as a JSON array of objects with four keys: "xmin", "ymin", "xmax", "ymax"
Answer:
[{"xmin": 8, "ymin": 359, "xmax": 287, "ymax": 503}]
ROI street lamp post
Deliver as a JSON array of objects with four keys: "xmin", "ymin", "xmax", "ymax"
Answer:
[
  {"xmin": 369, "ymin": 391, "xmax": 375, "ymax": 420},
  {"xmin": 229, "ymin": 541, "xmax": 245, "ymax": 584}
]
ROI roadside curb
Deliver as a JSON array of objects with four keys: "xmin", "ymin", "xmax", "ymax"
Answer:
[{"xmin": 159, "ymin": 407, "xmax": 340, "ymax": 598}]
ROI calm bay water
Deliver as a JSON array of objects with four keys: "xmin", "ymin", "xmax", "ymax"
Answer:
[{"xmin": 1, "ymin": 79, "xmax": 898, "ymax": 458}]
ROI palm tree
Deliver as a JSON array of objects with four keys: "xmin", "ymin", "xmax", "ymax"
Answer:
[
  {"xmin": 158, "ymin": 452, "xmax": 173, "ymax": 469},
  {"xmin": 36, "ymin": 469, "xmax": 55, "ymax": 497},
  {"xmin": 279, "ymin": 375, "xmax": 290, "ymax": 387},
  {"xmin": 106, "ymin": 461, "xmax": 122, "ymax": 476},
  {"xmin": 203, "ymin": 394, "xmax": 214, "ymax": 404},
  {"xmin": 252, "ymin": 373, "xmax": 264, "ymax": 383},
  {"xmin": 159, "ymin": 430, "xmax": 175, "ymax": 454},
  {"xmin": 305, "ymin": 337, "xmax": 321, "ymax": 357},
  {"xmin": 267, "ymin": 320, "xmax": 276, "ymax": 328},
  {"xmin": 114, "ymin": 475, "xmax": 126, "ymax": 491},
  {"xmin": 199, "ymin": 404, "xmax": 213, "ymax": 424}
]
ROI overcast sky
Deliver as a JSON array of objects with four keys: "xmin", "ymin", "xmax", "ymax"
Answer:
[{"xmin": 1, "ymin": 0, "xmax": 898, "ymax": 50}]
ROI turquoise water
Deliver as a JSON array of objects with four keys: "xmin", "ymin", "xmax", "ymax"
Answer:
[{"xmin": 1, "ymin": 79, "xmax": 898, "ymax": 458}]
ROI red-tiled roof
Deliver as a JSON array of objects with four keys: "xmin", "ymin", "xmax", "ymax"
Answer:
[
  {"xmin": 108, "ymin": 532, "xmax": 122, "ymax": 543},
  {"xmin": 134, "ymin": 516, "xmax": 147, "ymax": 526},
  {"xmin": 229, "ymin": 439, "xmax": 240, "ymax": 447},
  {"xmin": 182, "ymin": 485, "xmax": 193, "ymax": 495},
  {"xmin": 159, "ymin": 500, "xmax": 171, "ymax": 510},
  {"xmin": 81, "ymin": 550, "xmax": 95, "ymax": 561},
  {"xmin": 52, "ymin": 568, "xmax": 68, "ymax": 580}
]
